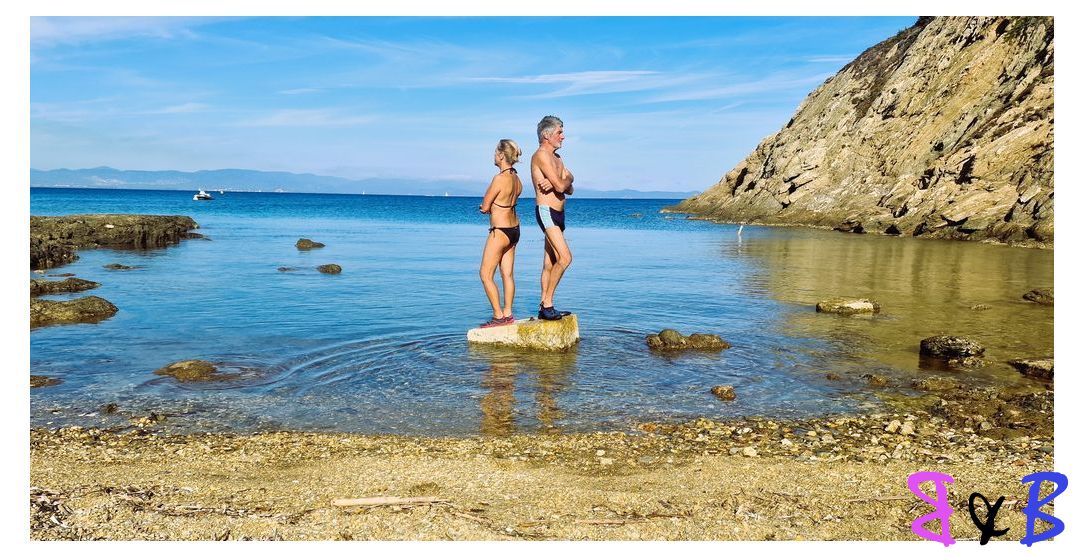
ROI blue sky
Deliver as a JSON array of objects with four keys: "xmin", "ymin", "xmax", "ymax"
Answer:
[{"xmin": 31, "ymin": 16, "xmax": 917, "ymax": 192}]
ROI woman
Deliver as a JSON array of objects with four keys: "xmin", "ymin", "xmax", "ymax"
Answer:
[{"xmin": 478, "ymin": 139, "xmax": 523, "ymax": 328}]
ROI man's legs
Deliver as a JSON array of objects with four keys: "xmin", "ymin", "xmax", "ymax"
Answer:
[
  {"xmin": 540, "ymin": 226, "xmax": 572, "ymax": 308},
  {"xmin": 541, "ymin": 239, "xmax": 555, "ymax": 307}
]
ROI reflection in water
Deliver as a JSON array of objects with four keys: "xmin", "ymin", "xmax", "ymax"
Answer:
[
  {"xmin": 469, "ymin": 345, "xmax": 576, "ymax": 436},
  {"xmin": 728, "ymin": 229, "xmax": 1054, "ymax": 387}
]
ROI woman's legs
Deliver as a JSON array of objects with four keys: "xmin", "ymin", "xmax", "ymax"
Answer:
[
  {"xmin": 480, "ymin": 232, "xmax": 509, "ymax": 319},
  {"xmin": 499, "ymin": 244, "xmax": 516, "ymax": 318}
]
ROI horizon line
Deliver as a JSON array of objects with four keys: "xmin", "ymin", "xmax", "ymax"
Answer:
[{"xmin": 29, "ymin": 184, "xmax": 694, "ymax": 200}]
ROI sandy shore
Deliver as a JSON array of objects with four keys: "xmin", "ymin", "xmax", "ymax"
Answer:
[{"xmin": 31, "ymin": 386, "xmax": 1054, "ymax": 541}]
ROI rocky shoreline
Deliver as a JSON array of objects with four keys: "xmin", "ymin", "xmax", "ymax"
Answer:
[
  {"xmin": 28, "ymin": 214, "xmax": 200, "ymax": 329},
  {"xmin": 30, "ymin": 214, "xmax": 199, "ymax": 270},
  {"xmin": 31, "ymin": 381, "xmax": 1052, "ymax": 540}
]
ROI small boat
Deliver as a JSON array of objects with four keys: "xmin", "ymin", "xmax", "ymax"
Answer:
[{"xmin": 193, "ymin": 190, "xmax": 214, "ymax": 201}]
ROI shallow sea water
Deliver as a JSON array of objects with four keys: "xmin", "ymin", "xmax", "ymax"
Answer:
[{"xmin": 30, "ymin": 188, "xmax": 1054, "ymax": 435}]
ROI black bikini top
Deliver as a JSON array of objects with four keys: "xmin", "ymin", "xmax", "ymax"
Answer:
[{"xmin": 492, "ymin": 167, "xmax": 518, "ymax": 208}]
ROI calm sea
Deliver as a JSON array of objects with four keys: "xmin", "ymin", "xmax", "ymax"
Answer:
[{"xmin": 30, "ymin": 187, "xmax": 1054, "ymax": 435}]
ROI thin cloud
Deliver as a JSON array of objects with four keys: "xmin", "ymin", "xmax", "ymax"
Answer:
[
  {"xmin": 467, "ymin": 70, "xmax": 706, "ymax": 99},
  {"xmin": 30, "ymin": 17, "xmax": 228, "ymax": 47},
  {"xmin": 469, "ymin": 70, "xmax": 658, "ymax": 85},
  {"xmin": 806, "ymin": 55, "xmax": 856, "ymax": 63},
  {"xmin": 235, "ymin": 109, "xmax": 374, "ymax": 128},
  {"xmin": 154, "ymin": 102, "xmax": 209, "ymax": 114},
  {"xmin": 32, "ymin": 100, "xmax": 212, "ymax": 122},
  {"xmin": 278, "ymin": 88, "xmax": 321, "ymax": 95},
  {"xmin": 648, "ymin": 71, "xmax": 835, "ymax": 103},
  {"xmin": 316, "ymin": 35, "xmax": 490, "ymax": 65}
]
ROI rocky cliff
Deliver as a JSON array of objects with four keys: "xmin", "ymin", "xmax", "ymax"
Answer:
[{"xmin": 672, "ymin": 16, "xmax": 1053, "ymax": 246}]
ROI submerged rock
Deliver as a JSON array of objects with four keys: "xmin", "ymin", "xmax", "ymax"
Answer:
[
  {"xmin": 646, "ymin": 329, "xmax": 731, "ymax": 351},
  {"xmin": 688, "ymin": 333, "xmax": 728, "ymax": 349},
  {"xmin": 711, "ymin": 385, "xmax": 737, "ymax": 401},
  {"xmin": 816, "ymin": 298, "xmax": 881, "ymax": 315},
  {"xmin": 1022, "ymin": 288, "xmax": 1054, "ymax": 305},
  {"xmin": 277, "ymin": 267, "xmax": 298, "ymax": 272},
  {"xmin": 30, "ymin": 375, "xmax": 62, "ymax": 388},
  {"xmin": 131, "ymin": 413, "xmax": 166, "ymax": 428},
  {"xmin": 30, "ymin": 214, "xmax": 199, "ymax": 270},
  {"xmin": 296, "ymin": 238, "xmax": 326, "ymax": 250},
  {"xmin": 862, "ymin": 374, "xmax": 889, "ymax": 387},
  {"xmin": 103, "ymin": 263, "xmax": 137, "ymax": 271},
  {"xmin": 919, "ymin": 335, "xmax": 986, "ymax": 369},
  {"xmin": 30, "ymin": 296, "xmax": 118, "ymax": 328},
  {"xmin": 920, "ymin": 335, "xmax": 985, "ymax": 359},
  {"xmin": 317, "ymin": 264, "xmax": 342, "ymax": 274},
  {"xmin": 912, "ymin": 377, "xmax": 963, "ymax": 392},
  {"xmin": 467, "ymin": 314, "xmax": 580, "ymax": 351},
  {"xmin": 153, "ymin": 360, "xmax": 227, "ymax": 382},
  {"xmin": 30, "ymin": 277, "xmax": 99, "ymax": 297},
  {"xmin": 1009, "ymin": 358, "xmax": 1053, "ymax": 380}
]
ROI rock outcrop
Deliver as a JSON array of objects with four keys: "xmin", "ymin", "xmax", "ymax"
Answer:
[
  {"xmin": 30, "ymin": 277, "xmax": 99, "ymax": 297},
  {"xmin": 467, "ymin": 314, "xmax": 580, "ymax": 351},
  {"xmin": 1009, "ymin": 357, "xmax": 1053, "ymax": 380},
  {"xmin": 30, "ymin": 375, "xmax": 63, "ymax": 388},
  {"xmin": 710, "ymin": 385, "xmax": 737, "ymax": 401},
  {"xmin": 646, "ymin": 329, "xmax": 731, "ymax": 351},
  {"xmin": 815, "ymin": 298, "xmax": 881, "ymax": 315},
  {"xmin": 30, "ymin": 296, "xmax": 118, "ymax": 328},
  {"xmin": 920, "ymin": 335, "xmax": 986, "ymax": 367},
  {"xmin": 30, "ymin": 215, "xmax": 199, "ymax": 270},
  {"xmin": 153, "ymin": 360, "xmax": 236, "ymax": 382},
  {"xmin": 296, "ymin": 238, "xmax": 325, "ymax": 250},
  {"xmin": 671, "ymin": 17, "xmax": 1053, "ymax": 247},
  {"xmin": 1023, "ymin": 288, "xmax": 1054, "ymax": 305}
]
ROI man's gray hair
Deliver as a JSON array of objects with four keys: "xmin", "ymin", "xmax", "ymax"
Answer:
[{"xmin": 537, "ymin": 115, "xmax": 564, "ymax": 144}]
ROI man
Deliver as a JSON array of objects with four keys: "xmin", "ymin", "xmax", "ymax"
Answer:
[{"xmin": 530, "ymin": 115, "xmax": 574, "ymax": 320}]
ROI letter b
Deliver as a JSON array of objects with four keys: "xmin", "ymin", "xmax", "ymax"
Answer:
[
  {"xmin": 1021, "ymin": 471, "xmax": 1068, "ymax": 547},
  {"xmin": 908, "ymin": 471, "xmax": 956, "ymax": 546}
]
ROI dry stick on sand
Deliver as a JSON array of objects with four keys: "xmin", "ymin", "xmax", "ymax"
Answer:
[
  {"xmin": 332, "ymin": 496, "xmax": 448, "ymax": 507},
  {"xmin": 841, "ymin": 495, "xmax": 913, "ymax": 504}
]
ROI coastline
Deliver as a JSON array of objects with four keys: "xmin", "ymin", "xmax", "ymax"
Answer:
[
  {"xmin": 28, "ymin": 209, "xmax": 1056, "ymax": 540},
  {"xmin": 659, "ymin": 208, "xmax": 1055, "ymax": 250},
  {"xmin": 32, "ymin": 386, "xmax": 1053, "ymax": 541}
]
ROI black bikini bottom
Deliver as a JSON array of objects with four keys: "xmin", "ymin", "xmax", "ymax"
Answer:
[{"xmin": 490, "ymin": 225, "xmax": 520, "ymax": 245}]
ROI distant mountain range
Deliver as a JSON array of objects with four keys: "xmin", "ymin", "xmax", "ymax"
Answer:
[{"xmin": 30, "ymin": 167, "xmax": 696, "ymax": 199}]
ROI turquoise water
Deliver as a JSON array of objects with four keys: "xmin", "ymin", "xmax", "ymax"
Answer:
[{"xmin": 30, "ymin": 188, "xmax": 1054, "ymax": 435}]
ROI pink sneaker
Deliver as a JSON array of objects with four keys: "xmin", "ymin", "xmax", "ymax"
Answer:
[{"xmin": 480, "ymin": 317, "xmax": 505, "ymax": 328}]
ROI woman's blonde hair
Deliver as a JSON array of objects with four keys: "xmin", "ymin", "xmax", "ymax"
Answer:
[{"xmin": 496, "ymin": 139, "xmax": 521, "ymax": 166}]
